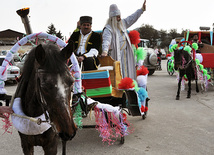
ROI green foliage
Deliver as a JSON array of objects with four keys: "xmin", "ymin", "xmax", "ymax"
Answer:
[{"xmin": 47, "ymin": 23, "xmax": 64, "ymax": 40}]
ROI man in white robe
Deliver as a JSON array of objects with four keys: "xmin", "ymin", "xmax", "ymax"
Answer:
[{"xmin": 101, "ymin": 1, "xmax": 146, "ymax": 80}]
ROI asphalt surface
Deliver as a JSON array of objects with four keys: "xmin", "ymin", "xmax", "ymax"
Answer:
[{"xmin": 0, "ymin": 59, "xmax": 214, "ymax": 155}]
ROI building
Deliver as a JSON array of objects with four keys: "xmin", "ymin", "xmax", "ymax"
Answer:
[
  {"xmin": 0, "ymin": 29, "xmax": 32, "ymax": 53},
  {"xmin": 0, "ymin": 29, "xmax": 24, "ymax": 45}
]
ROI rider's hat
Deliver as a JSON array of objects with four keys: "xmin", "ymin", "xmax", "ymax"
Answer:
[
  {"xmin": 80, "ymin": 16, "xmax": 92, "ymax": 25},
  {"xmin": 109, "ymin": 4, "xmax": 121, "ymax": 17}
]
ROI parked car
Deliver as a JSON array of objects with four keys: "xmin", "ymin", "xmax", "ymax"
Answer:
[
  {"xmin": 0, "ymin": 56, "xmax": 20, "ymax": 82},
  {"xmin": 1, "ymin": 50, "xmax": 21, "ymax": 62},
  {"xmin": 138, "ymin": 39, "xmax": 157, "ymax": 75},
  {"xmin": 1, "ymin": 50, "xmax": 8, "ymax": 55}
]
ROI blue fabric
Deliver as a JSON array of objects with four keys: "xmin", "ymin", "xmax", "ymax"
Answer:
[
  {"xmin": 210, "ymin": 31, "xmax": 213, "ymax": 46},
  {"xmin": 137, "ymin": 87, "xmax": 148, "ymax": 103},
  {"xmin": 81, "ymin": 70, "xmax": 109, "ymax": 79}
]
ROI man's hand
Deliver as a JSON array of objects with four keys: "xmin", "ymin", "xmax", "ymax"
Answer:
[
  {"xmin": 77, "ymin": 56, "xmax": 85, "ymax": 62},
  {"xmin": 101, "ymin": 51, "xmax": 108, "ymax": 57},
  {"xmin": 142, "ymin": 0, "xmax": 146, "ymax": 11}
]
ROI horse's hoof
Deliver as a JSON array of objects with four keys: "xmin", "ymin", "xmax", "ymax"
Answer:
[
  {"xmin": 176, "ymin": 96, "xmax": 180, "ymax": 100},
  {"xmin": 196, "ymin": 90, "xmax": 199, "ymax": 93},
  {"xmin": 187, "ymin": 96, "xmax": 191, "ymax": 98}
]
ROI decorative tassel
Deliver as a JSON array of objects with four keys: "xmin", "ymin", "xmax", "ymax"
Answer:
[
  {"xmin": 137, "ymin": 87, "xmax": 148, "ymax": 102},
  {"xmin": 140, "ymin": 105, "xmax": 145, "ymax": 112},
  {"xmin": 94, "ymin": 107, "xmax": 133, "ymax": 145},
  {"xmin": 135, "ymin": 47, "xmax": 147, "ymax": 62},
  {"xmin": 145, "ymin": 106, "xmax": 148, "ymax": 112},
  {"xmin": 118, "ymin": 77, "xmax": 135, "ymax": 89},
  {"xmin": 184, "ymin": 45, "xmax": 192, "ymax": 54},
  {"xmin": 137, "ymin": 65, "xmax": 149, "ymax": 76},
  {"xmin": 73, "ymin": 103, "xmax": 83, "ymax": 129},
  {"xmin": 128, "ymin": 30, "xmax": 140, "ymax": 48},
  {"xmin": 2, "ymin": 113, "xmax": 13, "ymax": 134}
]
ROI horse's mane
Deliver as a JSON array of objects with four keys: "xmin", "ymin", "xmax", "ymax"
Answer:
[
  {"xmin": 24, "ymin": 43, "xmax": 68, "ymax": 76},
  {"xmin": 15, "ymin": 43, "xmax": 69, "ymax": 116}
]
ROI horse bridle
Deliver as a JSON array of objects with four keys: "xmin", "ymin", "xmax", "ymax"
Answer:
[
  {"xmin": 176, "ymin": 57, "xmax": 193, "ymax": 70},
  {"xmin": 35, "ymin": 69, "xmax": 58, "ymax": 133}
]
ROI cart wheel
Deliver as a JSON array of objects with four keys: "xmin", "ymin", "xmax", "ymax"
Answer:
[
  {"xmin": 142, "ymin": 98, "xmax": 149, "ymax": 120},
  {"xmin": 142, "ymin": 113, "xmax": 147, "ymax": 120},
  {"xmin": 167, "ymin": 59, "xmax": 174, "ymax": 76},
  {"xmin": 120, "ymin": 136, "xmax": 125, "ymax": 144}
]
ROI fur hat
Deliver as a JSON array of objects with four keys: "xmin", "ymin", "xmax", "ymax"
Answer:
[
  {"xmin": 109, "ymin": 4, "xmax": 121, "ymax": 17},
  {"xmin": 80, "ymin": 16, "xmax": 92, "ymax": 25}
]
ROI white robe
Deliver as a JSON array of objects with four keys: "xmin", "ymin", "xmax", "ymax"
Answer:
[{"xmin": 102, "ymin": 9, "xmax": 144, "ymax": 80}]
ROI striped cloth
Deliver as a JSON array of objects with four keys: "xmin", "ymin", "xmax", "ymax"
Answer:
[{"xmin": 81, "ymin": 70, "xmax": 112, "ymax": 97}]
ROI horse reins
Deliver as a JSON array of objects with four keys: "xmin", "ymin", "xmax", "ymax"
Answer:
[
  {"xmin": 180, "ymin": 56, "xmax": 193, "ymax": 70},
  {"xmin": 35, "ymin": 69, "xmax": 58, "ymax": 133}
]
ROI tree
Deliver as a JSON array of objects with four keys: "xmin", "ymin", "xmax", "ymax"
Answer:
[
  {"xmin": 168, "ymin": 29, "xmax": 180, "ymax": 40},
  {"xmin": 56, "ymin": 31, "xmax": 63, "ymax": 40},
  {"xmin": 137, "ymin": 24, "xmax": 159, "ymax": 47},
  {"xmin": 159, "ymin": 29, "xmax": 171, "ymax": 48},
  {"xmin": 47, "ymin": 23, "xmax": 57, "ymax": 35},
  {"xmin": 47, "ymin": 23, "xmax": 64, "ymax": 40}
]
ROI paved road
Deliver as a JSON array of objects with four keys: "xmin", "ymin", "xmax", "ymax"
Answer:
[{"xmin": 0, "ymin": 59, "xmax": 214, "ymax": 155}]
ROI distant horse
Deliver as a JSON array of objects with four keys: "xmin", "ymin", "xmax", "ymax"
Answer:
[
  {"xmin": 174, "ymin": 46, "xmax": 199, "ymax": 100},
  {"xmin": 14, "ymin": 42, "xmax": 77, "ymax": 155}
]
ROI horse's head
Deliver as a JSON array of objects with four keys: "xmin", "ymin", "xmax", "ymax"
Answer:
[
  {"xmin": 19, "ymin": 42, "xmax": 77, "ymax": 141},
  {"xmin": 174, "ymin": 48, "xmax": 192, "ymax": 71},
  {"xmin": 173, "ymin": 49, "xmax": 183, "ymax": 70}
]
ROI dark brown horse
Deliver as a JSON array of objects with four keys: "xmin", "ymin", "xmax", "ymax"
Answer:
[
  {"xmin": 174, "ymin": 46, "xmax": 199, "ymax": 100},
  {"xmin": 14, "ymin": 42, "xmax": 77, "ymax": 155}
]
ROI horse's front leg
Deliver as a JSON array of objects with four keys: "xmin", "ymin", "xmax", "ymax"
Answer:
[
  {"xmin": 62, "ymin": 140, "xmax": 67, "ymax": 155},
  {"xmin": 18, "ymin": 132, "xmax": 34, "ymax": 155},
  {"xmin": 187, "ymin": 78, "xmax": 191, "ymax": 98},
  {"xmin": 176, "ymin": 76, "xmax": 182, "ymax": 100},
  {"xmin": 43, "ymin": 132, "xmax": 58, "ymax": 155}
]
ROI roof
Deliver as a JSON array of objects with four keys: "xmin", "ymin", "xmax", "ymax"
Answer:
[
  {"xmin": 184, "ymin": 31, "xmax": 214, "ymax": 45},
  {"xmin": 0, "ymin": 29, "xmax": 24, "ymax": 38}
]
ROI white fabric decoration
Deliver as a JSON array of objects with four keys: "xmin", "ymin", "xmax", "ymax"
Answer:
[
  {"xmin": 11, "ymin": 98, "xmax": 51, "ymax": 135},
  {"xmin": 136, "ymin": 60, "xmax": 144, "ymax": 67},
  {"xmin": 87, "ymin": 98, "xmax": 120, "ymax": 116},
  {"xmin": 196, "ymin": 53, "xmax": 203, "ymax": 63},
  {"xmin": 98, "ymin": 66, "xmax": 114, "ymax": 70},
  {"xmin": 70, "ymin": 53, "xmax": 82, "ymax": 94},
  {"xmin": 170, "ymin": 39, "xmax": 176, "ymax": 45},
  {"xmin": 84, "ymin": 48, "xmax": 98, "ymax": 57},
  {"xmin": 0, "ymin": 32, "xmax": 69, "ymax": 94},
  {"xmin": 137, "ymin": 74, "xmax": 148, "ymax": 89}
]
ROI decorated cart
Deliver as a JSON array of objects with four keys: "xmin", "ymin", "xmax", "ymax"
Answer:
[
  {"xmin": 71, "ymin": 30, "xmax": 150, "ymax": 144},
  {"xmin": 71, "ymin": 55, "xmax": 149, "ymax": 144},
  {"xmin": 168, "ymin": 31, "xmax": 214, "ymax": 91},
  {"xmin": 184, "ymin": 30, "xmax": 214, "ymax": 85}
]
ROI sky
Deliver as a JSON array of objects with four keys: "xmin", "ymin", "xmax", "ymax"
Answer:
[{"xmin": 1, "ymin": 0, "xmax": 214, "ymax": 40}]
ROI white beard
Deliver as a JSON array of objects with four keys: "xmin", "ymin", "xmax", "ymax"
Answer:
[{"xmin": 111, "ymin": 17, "xmax": 123, "ymax": 33}]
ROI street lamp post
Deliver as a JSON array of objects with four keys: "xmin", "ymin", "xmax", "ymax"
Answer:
[{"xmin": 16, "ymin": 8, "xmax": 32, "ymax": 35}]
